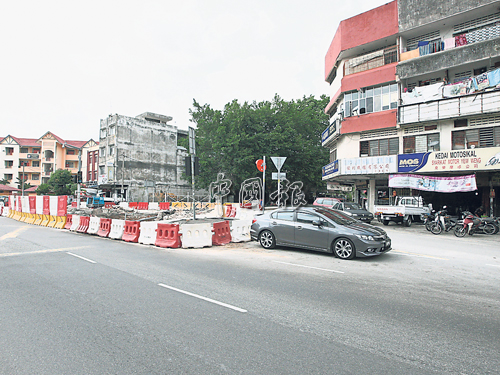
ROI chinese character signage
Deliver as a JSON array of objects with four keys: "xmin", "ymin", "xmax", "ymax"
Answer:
[{"xmin": 341, "ymin": 155, "xmax": 397, "ymax": 175}]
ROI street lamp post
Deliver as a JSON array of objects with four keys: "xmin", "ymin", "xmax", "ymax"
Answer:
[{"xmin": 21, "ymin": 162, "xmax": 26, "ymax": 196}]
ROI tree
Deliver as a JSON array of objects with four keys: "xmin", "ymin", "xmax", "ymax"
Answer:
[
  {"xmin": 189, "ymin": 94, "xmax": 330, "ymax": 201},
  {"xmin": 16, "ymin": 176, "xmax": 32, "ymax": 191},
  {"xmin": 0, "ymin": 177, "xmax": 11, "ymax": 185},
  {"xmin": 35, "ymin": 169, "xmax": 76, "ymax": 196}
]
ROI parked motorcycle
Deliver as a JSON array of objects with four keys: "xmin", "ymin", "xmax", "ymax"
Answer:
[
  {"xmin": 430, "ymin": 207, "xmax": 457, "ymax": 235},
  {"xmin": 423, "ymin": 210, "xmax": 436, "ymax": 232},
  {"xmin": 454, "ymin": 211, "xmax": 497, "ymax": 237}
]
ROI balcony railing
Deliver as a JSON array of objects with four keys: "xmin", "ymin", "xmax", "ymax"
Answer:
[
  {"xmin": 344, "ymin": 46, "xmax": 397, "ymax": 76},
  {"xmin": 398, "ymin": 89, "xmax": 500, "ymax": 125}
]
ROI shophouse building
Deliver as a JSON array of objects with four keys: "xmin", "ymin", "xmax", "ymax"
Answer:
[
  {"xmin": 0, "ymin": 136, "xmax": 41, "ymax": 189},
  {"xmin": 98, "ymin": 112, "xmax": 192, "ymax": 202},
  {"xmin": 322, "ymin": 0, "xmax": 500, "ymax": 216}
]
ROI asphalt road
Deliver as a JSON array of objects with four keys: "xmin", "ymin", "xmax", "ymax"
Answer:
[{"xmin": 0, "ymin": 216, "xmax": 499, "ymax": 374}]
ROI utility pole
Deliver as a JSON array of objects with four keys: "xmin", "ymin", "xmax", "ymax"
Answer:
[
  {"xmin": 21, "ymin": 162, "xmax": 26, "ymax": 197},
  {"xmin": 121, "ymin": 153, "xmax": 125, "ymax": 202},
  {"xmin": 77, "ymin": 149, "xmax": 82, "ymax": 209},
  {"xmin": 189, "ymin": 127, "xmax": 196, "ymax": 220}
]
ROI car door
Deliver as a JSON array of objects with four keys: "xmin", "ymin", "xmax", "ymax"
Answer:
[
  {"xmin": 268, "ymin": 210, "xmax": 295, "ymax": 245},
  {"xmin": 294, "ymin": 211, "xmax": 331, "ymax": 251}
]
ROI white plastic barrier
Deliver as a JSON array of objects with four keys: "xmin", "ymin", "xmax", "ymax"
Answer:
[
  {"xmin": 49, "ymin": 196, "xmax": 58, "ymax": 216},
  {"xmin": 80, "ymin": 202, "xmax": 87, "ymax": 208},
  {"xmin": 70, "ymin": 215, "xmax": 80, "ymax": 231},
  {"xmin": 21, "ymin": 196, "xmax": 30, "ymax": 213},
  {"xmin": 109, "ymin": 219, "xmax": 125, "ymax": 239},
  {"xmin": 148, "ymin": 202, "xmax": 159, "ymax": 211},
  {"xmin": 10, "ymin": 196, "xmax": 16, "ymax": 212},
  {"xmin": 230, "ymin": 219, "xmax": 252, "ymax": 243},
  {"xmin": 36, "ymin": 196, "xmax": 44, "ymax": 215},
  {"xmin": 119, "ymin": 202, "xmax": 128, "ymax": 209},
  {"xmin": 138, "ymin": 221, "xmax": 158, "ymax": 245},
  {"xmin": 180, "ymin": 222, "xmax": 212, "ymax": 248},
  {"xmin": 87, "ymin": 217, "xmax": 100, "ymax": 235},
  {"xmin": 2, "ymin": 207, "xmax": 9, "ymax": 217}
]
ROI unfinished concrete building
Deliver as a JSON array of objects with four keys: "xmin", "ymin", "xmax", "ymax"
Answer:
[{"xmin": 98, "ymin": 112, "xmax": 192, "ymax": 202}]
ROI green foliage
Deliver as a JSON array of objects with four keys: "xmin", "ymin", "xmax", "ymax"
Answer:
[
  {"xmin": 16, "ymin": 177, "xmax": 32, "ymax": 191},
  {"xmin": 35, "ymin": 169, "xmax": 76, "ymax": 196},
  {"xmin": 0, "ymin": 177, "xmax": 11, "ymax": 185},
  {"xmin": 189, "ymin": 94, "xmax": 330, "ymax": 200}
]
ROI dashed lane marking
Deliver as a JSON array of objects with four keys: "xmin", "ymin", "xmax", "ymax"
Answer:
[
  {"xmin": 273, "ymin": 260, "xmax": 345, "ymax": 274},
  {"xmin": 0, "ymin": 246, "xmax": 91, "ymax": 258},
  {"xmin": 391, "ymin": 250, "xmax": 449, "ymax": 260}
]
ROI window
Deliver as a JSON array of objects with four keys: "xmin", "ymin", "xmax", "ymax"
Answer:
[
  {"xmin": 330, "ymin": 149, "xmax": 337, "ymax": 162},
  {"xmin": 32, "ymin": 174, "xmax": 40, "ymax": 180},
  {"xmin": 109, "ymin": 126, "xmax": 115, "ymax": 136},
  {"xmin": 403, "ymin": 134, "xmax": 440, "ymax": 153},
  {"xmin": 32, "ymin": 161, "xmax": 39, "ymax": 167},
  {"xmin": 65, "ymin": 161, "xmax": 75, "ymax": 168},
  {"xmin": 100, "ymin": 147, "xmax": 106, "ymax": 157},
  {"xmin": 452, "ymin": 126, "xmax": 500, "ymax": 149},
  {"xmin": 296, "ymin": 212, "xmax": 321, "ymax": 224},
  {"xmin": 32, "ymin": 148, "xmax": 40, "ymax": 153},
  {"xmin": 4, "ymin": 161, "xmax": 13, "ymax": 168},
  {"xmin": 5, "ymin": 147, "xmax": 14, "ymax": 155},
  {"xmin": 109, "ymin": 146, "xmax": 114, "ymax": 156},
  {"xmin": 100, "ymin": 129, "xmax": 107, "ymax": 138},
  {"xmin": 66, "ymin": 149, "xmax": 76, "ymax": 155},
  {"xmin": 20, "ymin": 147, "xmax": 29, "ymax": 153},
  {"xmin": 344, "ymin": 83, "xmax": 397, "ymax": 118},
  {"xmin": 360, "ymin": 138, "xmax": 399, "ymax": 156},
  {"xmin": 271, "ymin": 211, "xmax": 294, "ymax": 221},
  {"xmin": 454, "ymin": 119, "xmax": 468, "ymax": 128},
  {"xmin": 4, "ymin": 174, "xmax": 13, "ymax": 180},
  {"xmin": 99, "ymin": 166, "xmax": 105, "ymax": 175}
]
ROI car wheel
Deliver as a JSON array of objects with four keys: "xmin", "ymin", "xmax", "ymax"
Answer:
[
  {"xmin": 403, "ymin": 216, "xmax": 412, "ymax": 227},
  {"xmin": 366, "ymin": 220, "xmax": 371, "ymax": 225},
  {"xmin": 259, "ymin": 230, "xmax": 276, "ymax": 249},
  {"xmin": 333, "ymin": 238, "xmax": 356, "ymax": 260},
  {"xmin": 382, "ymin": 220, "xmax": 389, "ymax": 226}
]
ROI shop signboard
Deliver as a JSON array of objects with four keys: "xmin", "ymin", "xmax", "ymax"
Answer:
[
  {"xmin": 322, "ymin": 160, "xmax": 339, "ymax": 179},
  {"xmin": 389, "ymin": 173, "xmax": 477, "ymax": 193},
  {"xmin": 398, "ymin": 147, "xmax": 500, "ymax": 173},
  {"xmin": 341, "ymin": 155, "xmax": 397, "ymax": 175}
]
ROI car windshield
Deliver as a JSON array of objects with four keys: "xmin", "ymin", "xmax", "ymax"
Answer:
[
  {"xmin": 313, "ymin": 207, "xmax": 358, "ymax": 225},
  {"xmin": 344, "ymin": 203, "xmax": 361, "ymax": 210}
]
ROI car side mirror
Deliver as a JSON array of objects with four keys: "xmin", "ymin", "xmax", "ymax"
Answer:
[{"xmin": 312, "ymin": 220, "xmax": 323, "ymax": 227}]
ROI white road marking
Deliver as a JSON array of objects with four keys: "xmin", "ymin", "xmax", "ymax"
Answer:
[
  {"xmin": 273, "ymin": 261, "xmax": 344, "ymax": 274},
  {"xmin": 66, "ymin": 252, "xmax": 96, "ymax": 264},
  {"xmin": 486, "ymin": 264, "xmax": 500, "ymax": 268},
  {"xmin": 158, "ymin": 283, "xmax": 247, "ymax": 313},
  {"xmin": 391, "ymin": 250, "xmax": 448, "ymax": 260},
  {"xmin": 0, "ymin": 246, "xmax": 91, "ymax": 258}
]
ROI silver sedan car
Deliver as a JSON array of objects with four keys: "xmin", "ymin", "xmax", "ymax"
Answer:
[{"xmin": 250, "ymin": 206, "xmax": 391, "ymax": 260}]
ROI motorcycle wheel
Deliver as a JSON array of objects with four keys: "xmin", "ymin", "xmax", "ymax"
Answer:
[
  {"xmin": 454, "ymin": 226, "xmax": 467, "ymax": 237},
  {"xmin": 430, "ymin": 223, "xmax": 442, "ymax": 235},
  {"xmin": 425, "ymin": 221, "xmax": 433, "ymax": 231},
  {"xmin": 483, "ymin": 223, "xmax": 496, "ymax": 235}
]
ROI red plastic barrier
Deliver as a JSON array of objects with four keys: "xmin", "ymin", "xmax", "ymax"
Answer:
[
  {"xmin": 71, "ymin": 202, "xmax": 77, "ymax": 207},
  {"xmin": 18, "ymin": 196, "xmax": 22, "ymax": 212},
  {"xmin": 104, "ymin": 202, "xmax": 116, "ymax": 208},
  {"xmin": 212, "ymin": 220, "xmax": 232, "ymax": 245},
  {"xmin": 122, "ymin": 220, "xmax": 140, "ymax": 242},
  {"xmin": 129, "ymin": 202, "xmax": 138, "ymax": 209},
  {"xmin": 29, "ymin": 196, "xmax": 36, "ymax": 214},
  {"xmin": 155, "ymin": 223, "xmax": 181, "ymax": 248},
  {"xmin": 43, "ymin": 196, "xmax": 50, "ymax": 215},
  {"xmin": 58, "ymin": 196, "xmax": 67, "ymax": 216},
  {"xmin": 64, "ymin": 215, "xmax": 73, "ymax": 230},
  {"xmin": 76, "ymin": 216, "xmax": 90, "ymax": 233},
  {"xmin": 159, "ymin": 202, "xmax": 170, "ymax": 210},
  {"xmin": 97, "ymin": 218, "xmax": 112, "ymax": 237},
  {"xmin": 137, "ymin": 202, "xmax": 149, "ymax": 210}
]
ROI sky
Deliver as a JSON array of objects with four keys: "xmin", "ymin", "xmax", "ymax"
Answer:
[{"xmin": 0, "ymin": 0, "xmax": 389, "ymax": 142}]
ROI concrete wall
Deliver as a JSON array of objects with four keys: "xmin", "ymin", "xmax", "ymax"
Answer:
[{"xmin": 398, "ymin": 0, "xmax": 499, "ymax": 32}]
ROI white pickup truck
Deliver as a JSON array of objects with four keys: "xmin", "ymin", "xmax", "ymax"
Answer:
[{"xmin": 374, "ymin": 196, "xmax": 431, "ymax": 227}]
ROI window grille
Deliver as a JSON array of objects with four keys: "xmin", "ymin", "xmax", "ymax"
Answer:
[
  {"xmin": 454, "ymin": 70, "xmax": 472, "ymax": 82},
  {"xmin": 403, "ymin": 125, "xmax": 424, "ymax": 134},
  {"xmin": 360, "ymin": 128, "xmax": 398, "ymax": 139},
  {"xmin": 454, "ymin": 12, "xmax": 500, "ymax": 34},
  {"xmin": 469, "ymin": 114, "xmax": 500, "ymax": 127},
  {"xmin": 407, "ymin": 30, "xmax": 441, "ymax": 51}
]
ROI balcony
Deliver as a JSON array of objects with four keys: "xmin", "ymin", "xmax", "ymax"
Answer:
[{"xmin": 399, "ymin": 89, "xmax": 500, "ymax": 125}]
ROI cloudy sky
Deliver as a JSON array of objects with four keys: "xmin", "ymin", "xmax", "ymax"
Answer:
[{"xmin": 0, "ymin": 0, "xmax": 389, "ymax": 142}]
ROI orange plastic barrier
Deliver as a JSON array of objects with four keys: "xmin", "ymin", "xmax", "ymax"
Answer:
[
  {"xmin": 212, "ymin": 220, "xmax": 232, "ymax": 245},
  {"xmin": 122, "ymin": 220, "xmax": 140, "ymax": 242},
  {"xmin": 159, "ymin": 202, "xmax": 170, "ymax": 210},
  {"xmin": 137, "ymin": 202, "xmax": 149, "ymax": 210},
  {"xmin": 128, "ymin": 202, "xmax": 138, "ymax": 209},
  {"xmin": 76, "ymin": 216, "xmax": 90, "ymax": 233},
  {"xmin": 155, "ymin": 223, "xmax": 181, "ymax": 248},
  {"xmin": 97, "ymin": 218, "xmax": 112, "ymax": 237},
  {"xmin": 64, "ymin": 215, "xmax": 73, "ymax": 230},
  {"xmin": 104, "ymin": 202, "xmax": 116, "ymax": 208}
]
